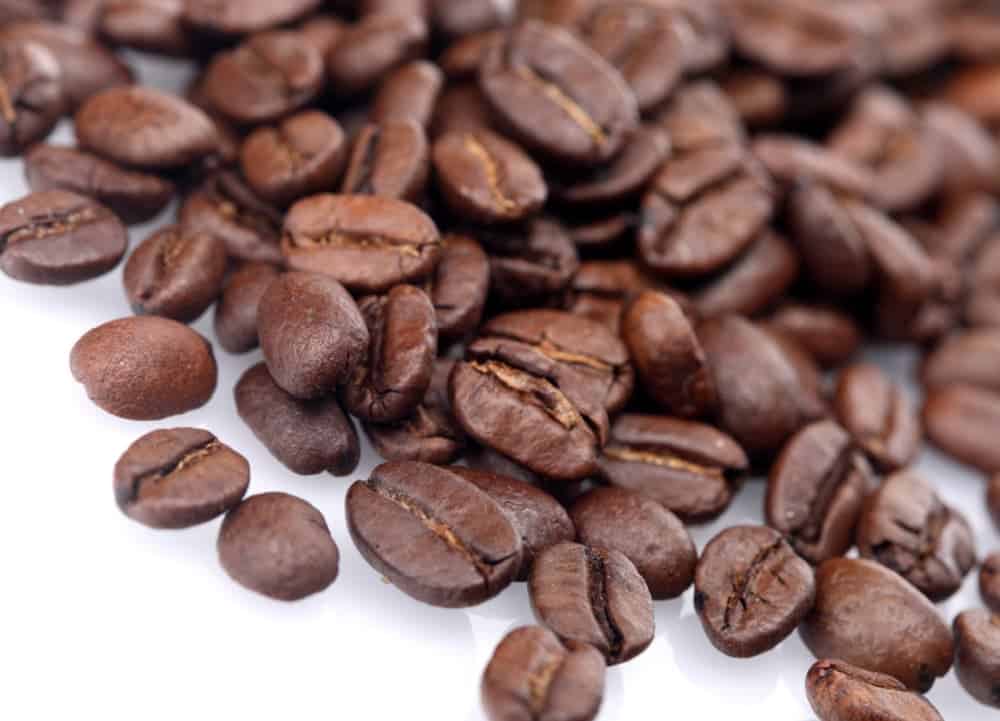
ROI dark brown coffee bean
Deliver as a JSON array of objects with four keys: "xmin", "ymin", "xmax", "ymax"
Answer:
[
  {"xmin": 597, "ymin": 413, "xmax": 747, "ymax": 523},
  {"xmin": 564, "ymin": 259, "xmax": 659, "ymax": 334},
  {"xmin": 346, "ymin": 461, "xmax": 521, "ymax": 607},
  {"xmin": 432, "ymin": 129, "xmax": 547, "ymax": 224},
  {"xmin": 282, "ymin": 193, "xmax": 441, "ymax": 295},
  {"xmin": 479, "ymin": 20, "xmax": 639, "ymax": 166},
  {"xmin": 213, "ymin": 262, "xmax": 281, "ymax": 354},
  {"xmin": 424, "ymin": 233, "xmax": 489, "ymax": 343},
  {"xmin": 982, "ymin": 553, "xmax": 1000, "ymax": 613},
  {"xmin": 923, "ymin": 385, "xmax": 1000, "ymax": 473},
  {"xmin": 622, "ymin": 290, "xmax": 715, "ymax": 419},
  {"xmin": 299, "ymin": 13, "xmax": 345, "ymax": 56},
  {"xmin": 256, "ymin": 271, "xmax": 369, "ymax": 399},
  {"xmin": 123, "ymin": 225, "xmax": 228, "ymax": 323},
  {"xmin": 327, "ymin": 12, "xmax": 428, "ymax": 96},
  {"xmin": 431, "ymin": 82, "xmax": 495, "ymax": 137},
  {"xmin": 100, "ymin": 0, "xmax": 191, "ymax": 56},
  {"xmin": 767, "ymin": 420, "xmax": 872, "ymax": 565},
  {"xmin": 801, "ymin": 557, "xmax": 954, "ymax": 692},
  {"xmin": 753, "ymin": 134, "xmax": 875, "ymax": 199},
  {"xmin": 529, "ymin": 541, "xmax": 654, "ymax": 665},
  {"xmin": 340, "ymin": 120, "xmax": 430, "ymax": 202},
  {"xmin": 856, "ymin": 471, "xmax": 976, "ymax": 601},
  {"xmin": 24, "ymin": 144, "xmax": 173, "ymax": 225},
  {"xmin": 694, "ymin": 525, "xmax": 814, "ymax": 657},
  {"xmin": 721, "ymin": 69, "xmax": 787, "ymax": 128},
  {"xmin": 465, "ymin": 444, "xmax": 541, "ymax": 486},
  {"xmin": 953, "ymin": 609, "xmax": 1000, "ymax": 708},
  {"xmin": 0, "ymin": 39, "xmax": 64, "ymax": 156},
  {"xmin": 431, "ymin": 0, "xmax": 511, "ymax": 38},
  {"xmin": 70, "ymin": 316, "xmax": 217, "ymax": 420},
  {"xmin": 184, "ymin": 0, "xmax": 320, "ymax": 36},
  {"xmin": 922, "ymin": 329, "xmax": 1000, "ymax": 393},
  {"xmin": 481, "ymin": 625, "xmax": 605, "ymax": 721},
  {"xmin": 805, "ymin": 659, "xmax": 945, "ymax": 721},
  {"xmin": 923, "ymin": 102, "xmax": 1000, "ymax": 195},
  {"xmin": 479, "ymin": 217, "xmax": 579, "ymax": 307},
  {"xmin": 966, "ymin": 235, "xmax": 1000, "ymax": 328},
  {"xmin": 438, "ymin": 30, "xmax": 501, "ymax": 80},
  {"xmin": 75, "ymin": 86, "xmax": 217, "ymax": 170},
  {"xmin": 370, "ymin": 60, "xmax": 443, "ymax": 129},
  {"xmin": 766, "ymin": 329, "xmax": 828, "ymax": 412},
  {"xmin": 114, "ymin": 428, "xmax": 250, "ymax": 529},
  {"xmin": 218, "ymin": 492, "xmax": 338, "ymax": 601},
  {"xmin": 0, "ymin": 190, "xmax": 127, "ymax": 285},
  {"xmin": 764, "ymin": 304, "xmax": 861, "ymax": 369}
]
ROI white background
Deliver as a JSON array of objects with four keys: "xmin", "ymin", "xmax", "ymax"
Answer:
[{"xmin": 1, "ymin": 52, "xmax": 997, "ymax": 720}]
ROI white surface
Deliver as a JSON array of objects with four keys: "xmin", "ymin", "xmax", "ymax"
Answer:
[{"xmin": 1, "ymin": 52, "xmax": 998, "ymax": 721}]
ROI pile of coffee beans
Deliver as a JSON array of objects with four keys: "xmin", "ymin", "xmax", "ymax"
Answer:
[{"xmin": 4, "ymin": 0, "xmax": 1000, "ymax": 718}]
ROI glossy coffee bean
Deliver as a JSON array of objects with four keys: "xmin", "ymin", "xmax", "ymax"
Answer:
[
  {"xmin": 257, "ymin": 271, "xmax": 369, "ymax": 400},
  {"xmin": 213, "ymin": 262, "xmax": 281, "ymax": 354},
  {"xmin": 327, "ymin": 12, "xmax": 428, "ymax": 96},
  {"xmin": 439, "ymin": 32, "xmax": 500, "ymax": 80},
  {"xmin": 123, "ymin": 225, "xmax": 228, "ymax": 323},
  {"xmin": 800, "ymin": 558, "xmax": 954, "ymax": 692},
  {"xmin": 597, "ymin": 413, "xmax": 748, "ymax": 523},
  {"xmin": 982, "ymin": 553, "xmax": 1000, "ymax": 613},
  {"xmin": 924, "ymin": 385, "xmax": 1000, "ymax": 473},
  {"xmin": 99, "ymin": 0, "xmax": 192, "ymax": 57},
  {"xmin": 481, "ymin": 626, "xmax": 605, "ymax": 721},
  {"xmin": 922, "ymin": 329, "xmax": 1000, "ymax": 393},
  {"xmin": 480, "ymin": 217, "xmax": 579, "ymax": 307},
  {"xmin": 183, "ymin": 0, "xmax": 321, "ymax": 36},
  {"xmin": 346, "ymin": 461, "xmax": 522, "ymax": 607},
  {"xmin": 753, "ymin": 134, "xmax": 875, "ymax": 199},
  {"xmin": 370, "ymin": 60, "xmax": 443, "ymax": 129},
  {"xmin": 0, "ymin": 39, "xmax": 64, "ymax": 156},
  {"xmin": 564, "ymin": 259, "xmax": 657, "ymax": 334},
  {"xmin": 431, "ymin": 82, "xmax": 494, "ymax": 137},
  {"xmin": 432, "ymin": 0, "xmax": 511, "ymax": 38},
  {"xmin": 424, "ymin": 233, "xmax": 489, "ymax": 343},
  {"xmin": 694, "ymin": 525, "xmax": 815, "ymax": 657},
  {"xmin": 529, "ymin": 542, "xmax": 654, "ymax": 665},
  {"xmin": 805, "ymin": 659, "xmax": 944, "ymax": 721},
  {"xmin": 834, "ymin": 363, "xmax": 921, "ymax": 472},
  {"xmin": 953, "ymin": 609, "xmax": 1000, "ymax": 708},
  {"xmin": 282, "ymin": 193, "xmax": 441, "ymax": 294},
  {"xmin": 114, "ymin": 428, "xmax": 249, "ymax": 529},
  {"xmin": 765, "ymin": 304, "xmax": 862, "ymax": 369},
  {"xmin": 0, "ymin": 190, "xmax": 127, "ymax": 285},
  {"xmin": 218, "ymin": 492, "xmax": 338, "ymax": 601},
  {"xmin": 767, "ymin": 420, "xmax": 872, "ymax": 565},
  {"xmin": 340, "ymin": 120, "xmax": 430, "ymax": 202},
  {"xmin": 70, "ymin": 316, "xmax": 217, "ymax": 420},
  {"xmin": 856, "ymin": 471, "xmax": 976, "ymax": 601}
]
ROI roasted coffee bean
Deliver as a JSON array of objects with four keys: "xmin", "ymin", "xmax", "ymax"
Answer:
[
  {"xmin": 184, "ymin": 0, "xmax": 320, "ymax": 36},
  {"xmin": 432, "ymin": 0, "xmax": 511, "ymax": 38},
  {"xmin": 481, "ymin": 625, "xmax": 605, "ymax": 721},
  {"xmin": 856, "ymin": 471, "xmax": 976, "ymax": 601},
  {"xmin": 753, "ymin": 135, "xmax": 875, "ymax": 199},
  {"xmin": 24, "ymin": 145, "xmax": 174, "ymax": 225},
  {"xmin": 481, "ymin": 218, "xmax": 579, "ymax": 307},
  {"xmin": 282, "ymin": 194, "xmax": 441, "ymax": 294},
  {"xmin": 805, "ymin": 659, "xmax": 945, "ymax": 721},
  {"xmin": 924, "ymin": 385, "xmax": 1000, "ymax": 473},
  {"xmin": 597, "ymin": 413, "xmax": 747, "ymax": 523},
  {"xmin": 299, "ymin": 14, "xmax": 345, "ymax": 57},
  {"xmin": 465, "ymin": 444, "xmax": 541, "ymax": 486},
  {"xmin": 764, "ymin": 304, "xmax": 861, "ymax": 369},
  {"xmin": 340, "ymin": 120, "xmax": 430, "ymax": 202},
  {"xmin": 346, "ymin": 461, "xmax": 522, "ymax": 607},
  {"xmin": 70, "ymin": 316, "xmax": 217, "ymax": 420},
  {"xmin": 256, "ymin": 271, "xmax": 369, "ymax": 400},
  {"xmin": 0, "ymin": 0, "xmax": 57, "ymax": 23},
  {"xmin": 213, "ymin": 262, "xmax": 281, "ymax": 354},
  {"xmin": 431, "ymin": 82, "xmax": 495, "ymax": 137},
  {"xmin": 432, "ymin": 129, "xmax": 547, "ymax": 224},
  {"xmin": 700, "ymin": 315, "xmax": 826, "ymax": 457},
  {"xmin": 370, "ymin": 60, "xmax": 443, "ymax": 129},
  {"xmin": 571, "ymin": 487, "xmax": 695, "ymax": 600},
  {"xmin": 479, "ymin": 20, "xmax": 639, "ymax": 166},
  {"xmin": 0, "ymin": 39, "xmax": 64, "ymax": 156},
  {"xmin": 766, "ymin": 329, "xmax": 828, "ymax": 411},
  {"xmin": 100, "ymin": 0, "xmax": 191, "ymax": 56},
  {"xmin": 424, "ymin": 233, "xmax": 489, "ymax": 343},
  {"xmin": 114, "ymin": 428, "xmax": 250, "ymax": 529},
  {"xmin": 123, "ymin": 225, "xmax": 228, "ymax": 323},
  {"xmin": 721, "ymin": 69, "xmax": 787, "ymax": 129},
  {"xmin": 966, "ymin": 237, "xmax": 1000, "ymax": 328},
  {"xmin": 0, "ymin": 190, "xmax": 128, "ymax": 285},
  {"xmin": 327, "ymin": 12, "xmax": 428, "ymax": 96},
  {"xmin": 565, "ymin": 211, "xmax": 634, "ymax": 253},
  {"xmin": 982, "ymin": 553, "xmax": 1000, "ymax": 613},
  {"xmin": 834, "ymin": 363, "xmax": 920, "ymax": 472},
  {"xmin": 438, "ymin": 30, "xmax": 501, "ymax": 80},
  {"xmin": 529, "ymin": 541, "xmax": 654, "ymax": 665},
  {"xmin": 694, "ymin": 525, "xmax": 815, "ymax": 657},
  {"xmin": 180, "ymin": 171, "xmax": 284, "ymax": 265},
  {"xmin": 235, "ymin": 362, "xmax": 359, "ymax": 476},
  {"xmin": 564, "ymin": 259, "xmax": 658, "ymax": 334},
  {"xmin": 922, "ymin": 329, "xmax": 1000, "ymax": 393},
  {"xmin": 953, "ymin": 609, "xmax": 1000, "ymax": 708},
  {"xmin": 767, "ymin": 420, "xmax": 871, "ymax": 565},
  {"xmin": 923, "ymin": 102, "xmax": 1000, "ymax": 194},
  {"xmin": 75, "ymin": 86, "xmax": 218, "ymax": 170},
  {"xmin": 992, "ymin": 475, "xmax": 1000, "ymax": 531},
  {"xmin": 451, "ymin": 466, "xmax": 575, "ymax": 582},
  {"xmin": 622, "ymin": 290, "xmax": 715, "ymax": 418},
  {"xmin": 218, "ymin": 492, "xmax": 338, "ymax": 601},
  {"xmin": 801, "ymin": 558, "xmax": 954, "ymax": 692}
]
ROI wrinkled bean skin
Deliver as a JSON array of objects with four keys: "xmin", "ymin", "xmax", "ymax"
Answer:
[
  {"xmin": 805, "ymin": 659, "xmax": 944, "ymax": 721},
  {"xmin": 953, "ymin": 609, "xmax": 1000, "ymax": 709},
  {"xmin": 213, "ymin": 262, "xmax": 282, "ymax": 354}
]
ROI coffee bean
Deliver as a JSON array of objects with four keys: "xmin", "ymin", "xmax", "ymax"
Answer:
[
  {"xmin": 70, "ymin": 316, "xmax": 217, "ymax": 420},
  {"xmin": 438, "ymin": 31, "xmax": 500, "ymax": 80},
  {"xmin": 340, "ymin": 120, "xmax": 430, "ymax": 202},
  {"xmin": 0, "ymin": 190, "xmax": 128, "ymax": 285},
  {"xmin": 766, "ymin": 330, "xmax": 828, "ymax": 415},
  {"xmin": 299, "ymin": 14, "xmax": 345, "ymax": 57},
  {"xmin": 923, "ymin": 384, "xmax": 1000, "ymax": 473},
  {"xmin": 479, "ymin": 21, "xmax": 639, "ymax": 166},
  {"xmin": 953, "ymin": 609, "xmax": 1000, "ymax": 708},
  {"xmin": 834, "ymin": 363, "xmax": 921, "ymax": 472},
  {"xmin": 24, "ymin": 144, "xmax": 174, "ymax": 225},
  {"xmin": 856, "ymin": 471, "xmax": 976, "ymax": 601},
  {"xmin": 346, "ymin": 461, "xmax": 522, "ymax": 607},
  {"xmin": 805, "ymin": 659, "xmax": 944, "ymax": 721},
  {"xmin": 721, "ymin": 69, "xmax": 787, "ymax": 128},
  {"xmin": 479, "ymin": 217, "xmax": 579, "ymax": 307},
  {"xmin": 517, "ymin": 0, "xmax": 594, "ymax": 27},
  {"xmin": 922, "ymin": 329, "xmax": 1000, "ymax": 393},
  {"xmin": 923, "ymin": 102, "xmax": 1000, "ymax": 194},
  {"xmin": 753, "ymin": 134, "xmax": 876, "ymax": 199},
  {"xmin": 622, "ymin": 290, "xmax": 716, "ymax": 418},
  {"xmin": 991, "ymin": 475, "xmax": 1000, "ymax": 531},
  {"xmin": 431, "ymin": 82, "xmax": 495, "ymax": 137},
  {"xmin": 213, "ymin": 262, "xmax": 280, "ymax": 354},
  {"xmin": 800, "ymin": 557, "xmax": 954, "ymax": 692},
  {"xmin": 282, "ymin": 193, "xmax": 441, "ymax": 294},
  {"xmin": 596, "ymin": 413, "xmax": 748, "ymax": 523},
  {"xmin": 966, "ymin": 237, "xmax": 1000, "ymax": 328},
  {"xmin": 218, "ymin": 492, "xmax": 338, "ymax": 601},
  {"xmin": 481, "ymin": 625, "xmax": 605, "ymax": 721},
  {"xmin": 100, "ymin": 0, "xmax": 192, "ymax": 56},
  {"xmin": 75, "ymin": 86, "xmax": 218, "ymax": 170},
  {"xmin": 694, "ymin": 525, "xmax": 815, "ymax": 657},
  {"xmin": 256, "ymin": 271, "xmax": 369, "ymax": 399},
  {"xmin": 327, "ymin": 12, "xmax": 428, "ymax": 95},
  {"xmin": 184, "ymin": 0, "xmax": 320, "ymax": 36},
  {"xmin": 114, "ymin": 428, "xmax": 249, "ymax": 529},
  {"xmin": 767, "ymin": 420, "xmax": 872, "ymax": 565},
  {"xmin": 765, "ymin": 304, "xmax": 861, "ymax": 369},
  {"xmin": 431, "ymin": 0, "xmax": 511, "ymax": 38},
  {"xmin": 564, "ymin": 259, "xmax": 658, "ymax": 334},
  {"xmin": 982, "ymin": 553, "xmax": 1000, "ymax": 613},
  {"xmin": 123, "ymin": 225, "xmax": 228, "ymax": 323},
  {"xmin": 0, "ymin": 0, "xmax": 57, "ymax": 23},
  {"xmin": 424, "ymin": 233, "xmax": 489, "ymax": 343},
  {"xmin": 465, "ymin": 444, "xmax": 542, "ymax": 487},
  {"xmin": 432, "ymin": 128, "xmax": 547, "ymax": 224},
  {"xmin": 0, "ymin": 39, "xmax": 64, "ymax": 156},
  {"xmin": 370, "ymin": 60, "xmax": 444, "ymax": 128}
]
